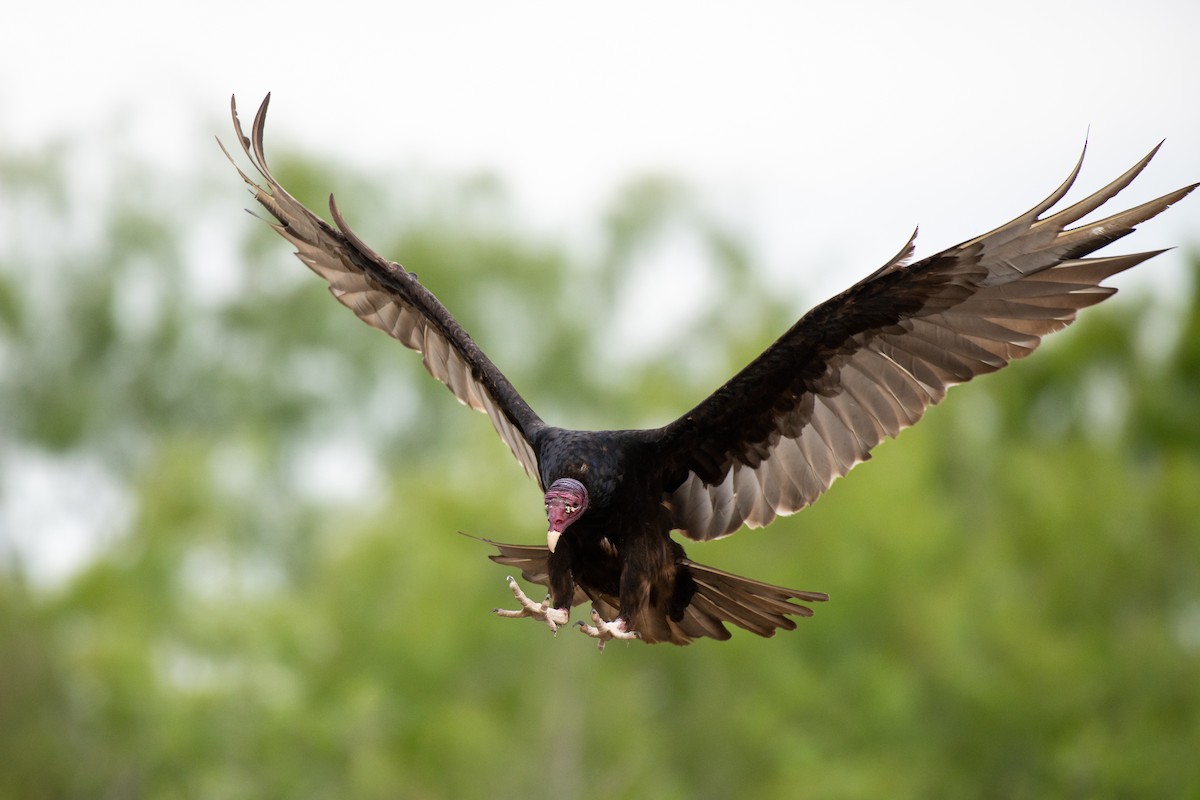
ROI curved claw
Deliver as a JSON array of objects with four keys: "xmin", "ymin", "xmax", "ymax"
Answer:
[
  {"xmin": 493, "ymin": 576, "xmax": 569, "ymax": 634},
  {"xmin": 576, "ymin": 608, "xmax": 641, "ymax": 652}
]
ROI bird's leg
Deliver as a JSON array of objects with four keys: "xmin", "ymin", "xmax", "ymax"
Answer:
[
  {"xmin": 492, "ymin": 576, "xmax": 570, "ymax": 634},
  {"xmin": 576, "ymin": 608, "xmax": 641, "ymax": 652}
]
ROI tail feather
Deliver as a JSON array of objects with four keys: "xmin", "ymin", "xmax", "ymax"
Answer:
[
  {"xmin": 681, "ymin": 559, "xmax": 827, "ymax": 641},
  {"xmin": 470, "ymin": 534, "xmax": 594, "ymax": 608},
  {"xmin": 472, "ymin": 535, "xmax": 553, "ymax": 586}
]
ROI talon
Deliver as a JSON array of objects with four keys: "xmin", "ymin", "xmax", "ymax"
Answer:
[
  {"xmin": 576, "ymin": 608, "xmax": 640, "ymax": 651},
  {"xmin": 493, "ymin": 576, "xmax": 569, "ymax": 634}
]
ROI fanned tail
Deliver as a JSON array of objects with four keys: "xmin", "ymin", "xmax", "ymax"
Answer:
[{"xmin": 468, "ymin": 534, "xmax": 826, "ymax": 645}]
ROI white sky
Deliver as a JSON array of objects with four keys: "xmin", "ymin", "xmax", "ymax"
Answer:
[
  {"xmin": 3, "ymin": 0, "xmax": 1200, "ymax": 584},
  {"xmin": 4, "ymin": 0, "xmax": 1198, "ymax": 302}
]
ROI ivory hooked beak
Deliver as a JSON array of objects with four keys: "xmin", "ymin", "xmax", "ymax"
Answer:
[{"xmin": 547, "ymin": 528, "xmax": 562, "ymax": 553}]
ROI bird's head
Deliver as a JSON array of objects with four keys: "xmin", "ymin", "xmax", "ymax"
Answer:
[{"xmin": 544, "ymin": 477, "xmax": 588, "ymax": 553}]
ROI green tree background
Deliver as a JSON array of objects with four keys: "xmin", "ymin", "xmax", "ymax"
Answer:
[{"xmin": 1, "ymin": 122, "xmax": 1198, "ymax": 799}]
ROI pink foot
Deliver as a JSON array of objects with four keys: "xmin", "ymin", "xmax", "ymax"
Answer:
[
  {"xmin": 576, "ymin": 608, "xmax": 641, "ymax": 651},
  {"xmin": 492, "ymin": 576, "xmax": 569, "ymax": 633}
]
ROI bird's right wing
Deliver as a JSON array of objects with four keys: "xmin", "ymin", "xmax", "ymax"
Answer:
[{"xmin": 221, "ymin": 95, "xmax": 545, "ymax": 483}]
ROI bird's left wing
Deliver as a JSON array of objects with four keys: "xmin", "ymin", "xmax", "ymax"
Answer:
[
  {"xmin": 221, "ymin": 95, "xmax": 545, "ymax": 482},
  {"xmin": 648, "ymin": 144, "xmax": 1194, "ymax": 541}
]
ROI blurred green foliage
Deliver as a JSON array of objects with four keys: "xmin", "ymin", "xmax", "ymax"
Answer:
[{"xmin": 1, "ymin": 127, "xmax": 1198, "ymax": 800}]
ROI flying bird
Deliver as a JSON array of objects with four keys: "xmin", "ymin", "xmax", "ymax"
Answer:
[{"xmin": 223, "ymin": 95, "xmax": 1194, "ymax": 648}]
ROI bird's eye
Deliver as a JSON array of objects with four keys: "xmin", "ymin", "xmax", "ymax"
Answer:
[{"xmin": 566, "ymin": 504, "xmax": 578, "ymax": 514}]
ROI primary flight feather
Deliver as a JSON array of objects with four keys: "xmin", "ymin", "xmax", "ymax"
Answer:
[{"xmin": 224, "ymin": 95, "xmax": 1194, "ymax": 647}]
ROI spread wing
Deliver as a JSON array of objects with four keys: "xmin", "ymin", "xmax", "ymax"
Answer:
[
  {"xmin": 651, "ymin": 144, "xmax": 1195, "ymax": 541},
  {"xmin": 221, "ymin": 95, "xmax": 545, "ymax": 483}
]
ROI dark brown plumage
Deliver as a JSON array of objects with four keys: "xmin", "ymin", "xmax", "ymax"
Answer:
[{"xmin": 224, "ymin": 95, "xmax": 1194, "ymax": 646}]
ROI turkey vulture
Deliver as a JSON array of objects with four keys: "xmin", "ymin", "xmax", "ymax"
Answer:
[{"xmin": 223, "ymin": 95, "xmax": 1194, "ymax": 648}]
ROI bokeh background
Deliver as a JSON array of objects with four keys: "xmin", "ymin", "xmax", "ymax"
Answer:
[{"xmin": 3, "ymin": 2, "xmax": 1199, "ymax": 797}]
